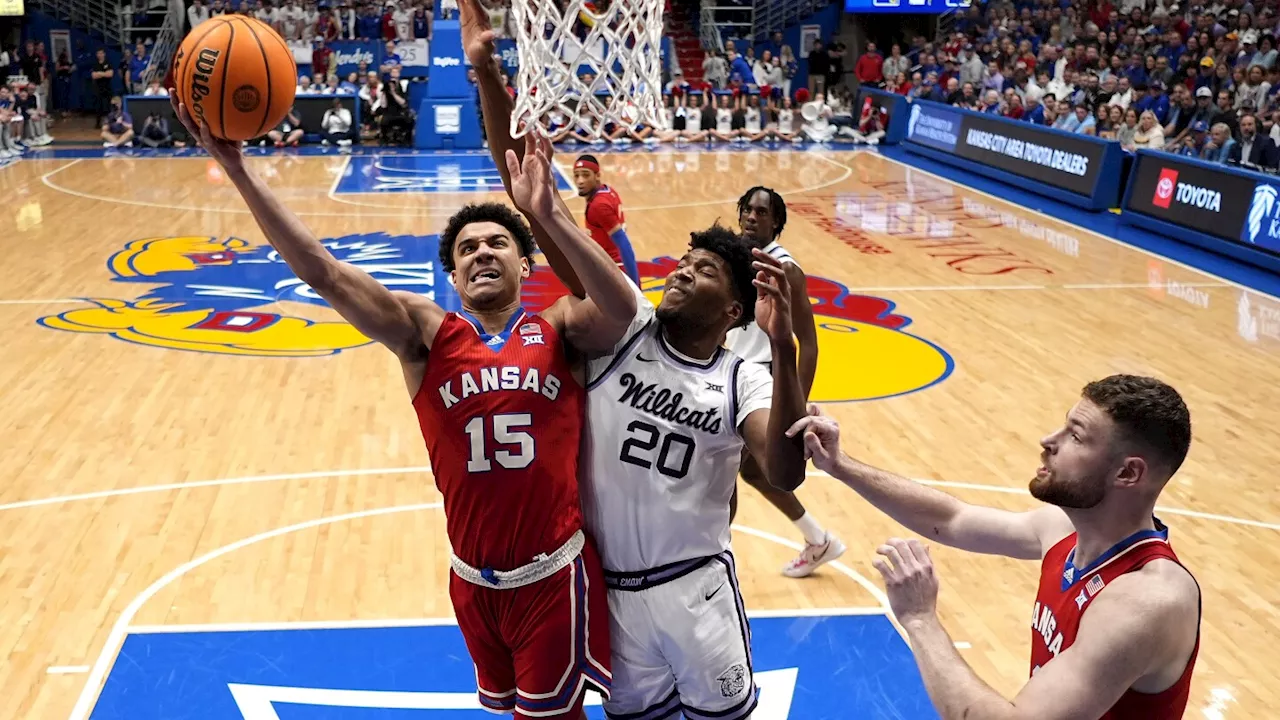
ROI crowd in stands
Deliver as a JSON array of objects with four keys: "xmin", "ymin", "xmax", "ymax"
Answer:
[{"xmin": 854, "ymin": 0, "xmax": 1280, "ymax": 172}]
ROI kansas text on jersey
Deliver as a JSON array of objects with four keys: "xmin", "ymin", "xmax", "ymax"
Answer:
[{"xmin": 412, "ymin": 310, "xmax": 585, "ymax": 572}]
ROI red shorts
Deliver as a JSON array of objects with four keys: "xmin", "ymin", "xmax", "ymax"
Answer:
[{"xmin": 450, "ymin": 536, "xmax": 612, "ymax": 717}]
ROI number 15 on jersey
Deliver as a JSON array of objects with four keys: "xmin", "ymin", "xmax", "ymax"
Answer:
[{"xmin": 464, "ymin": 413, "xmax": 535, "ymax": 473}]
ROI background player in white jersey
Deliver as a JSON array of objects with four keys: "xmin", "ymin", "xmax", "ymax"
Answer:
[
  {"xmin": 725, "ymin": 186, "xmax": 846, "ymax": 578},
  {"xmin": 581, "ymin": 227, "xmax": 809, "ymax": 720}
]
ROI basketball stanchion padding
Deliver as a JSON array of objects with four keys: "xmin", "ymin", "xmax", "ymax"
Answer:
[
  {"xmin": 507, "ymin": 0, "xmax": 666, "ymax": 139},
  {"xmin": 173, "ymin": 15, "xmax": 298, "ymax": 141}
]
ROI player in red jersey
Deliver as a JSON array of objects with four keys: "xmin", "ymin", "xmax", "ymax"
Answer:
[
  {"xmin": 170, "ymin": 98, "xmax": 638, "ymax": 718},
  {"xmin": 789, "ymin": 375, "xmax": 1200, "ymax": 720},
  {"xmin": 571, "ymin": 155, "xmax": 639, "ymax": 284}
]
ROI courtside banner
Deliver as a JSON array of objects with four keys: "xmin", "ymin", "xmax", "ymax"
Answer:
[
  {"xmin": 903, "ymin": 100, "xmax": 1125, "ymax": 210},
  {"xmin": 1123, "ymin": 151, "xmax": 1257, "ymax": 243},
  {"xmin": 1120, "ymin": 150, "xmax": 1280, "ymax": 271}
]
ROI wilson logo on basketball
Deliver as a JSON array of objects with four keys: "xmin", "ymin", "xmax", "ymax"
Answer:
[
  {"xmin": 232, "ymin": 85, "xmax": 261, "ymax": 113},
  {"xmin": 189, "ymin": 47, "xmax": 221, "ymax": 120}
]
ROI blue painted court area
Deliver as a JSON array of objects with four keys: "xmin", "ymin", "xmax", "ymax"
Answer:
[
  {"xmin": 89, "ymin": 613, "xmax": 935, "ymax": 720},
  {"xmin": 334, "ymin": 155, "xmax": 574, "ymax": 194}
]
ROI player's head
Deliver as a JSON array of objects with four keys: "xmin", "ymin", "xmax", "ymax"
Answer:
[
  {"xmin": 737, "ymin": 186, "xmax": 787, "ymax": 246},
  {"xmin": 657, "ymin": 223, "xmax": 757, "ymax": 332},
  {"xmin": 440, "ymin": 202, "xmax": 538, "ymax": 310},
  {"xmin": 1032, "ymin": 375, "xmax": 1191, "ymax": 510},
  {"xmin": 572, "ymin": 155, "xmax": 602, "ymax": 197}
]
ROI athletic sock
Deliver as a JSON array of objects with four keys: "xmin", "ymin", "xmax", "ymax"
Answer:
[{"xmin": 793, "ymin": 512, "xmax": 827, "ymax": 546}]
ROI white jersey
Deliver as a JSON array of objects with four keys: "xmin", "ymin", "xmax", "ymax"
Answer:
[
  {"xmin": 716, "ymin": 108, "xmax": 733, "ymax": 133},
  {"xmin": 582, "ymin": 289, "xmax": 773, "ymax": 573},
  {"xmin": 777, "ymin": 108, "xmax": 794, "ymax": 134},
  {"xmin": 745, "ymin": 107, "xmax": 761, "ymax": 133},
  {"xmin": 724, "ymin": 241, "xmax": 798, "ymax": 364}
]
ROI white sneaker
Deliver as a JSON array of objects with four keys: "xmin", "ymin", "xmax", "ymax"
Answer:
[
  {"xmin": 321, "ymin": 139, "xmax": 329, "ymax": 145},
  {"xmin": 103, "ymin": 141, "xmax": 112, "ymax": 147},
  {"xmin": 781, "ymin": 532, "xmax": 847, "ymax": 578},
  {"xmin": 337, "ymin": 139, "xmax": 352, "ymax": 146}
]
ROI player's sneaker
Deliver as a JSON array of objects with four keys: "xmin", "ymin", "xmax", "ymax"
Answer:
[{"xmin": 781, "ymin": 532, "xmax": 847, "ymax": 578}]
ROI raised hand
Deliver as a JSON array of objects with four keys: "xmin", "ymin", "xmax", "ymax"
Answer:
[
  {"xmin": 872, "ymin": 537, "xmax": 940, "ymax": 627},
  {"xmin": 458, "ymin": 0, "xmax": 498, "ymax": 69},
  {"xmin": 785, "ymin": 403, "xmax": 842, "ymax": 472},
  {"xmin": 169, "ymin": 95, "xmax": 244, "ymax": 172},
  {"xmin": 505, "ymin": 133, "xmax": 556, "ymax": 220},
  {"xmin": 751, "ymin": 247, "xmax": 793, "ymax": 345}
]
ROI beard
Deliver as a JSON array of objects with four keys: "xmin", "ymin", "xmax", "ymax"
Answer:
[{"xmin": 1029, "ymin": 469, "xmax": 1106, "ymax": 510}]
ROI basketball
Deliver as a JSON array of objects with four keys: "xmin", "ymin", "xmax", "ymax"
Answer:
[{"xmin": 172, "ymin": 15, "xmax": 296, "ymax": 141}]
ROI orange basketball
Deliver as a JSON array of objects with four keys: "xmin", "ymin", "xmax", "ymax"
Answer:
[{"xmin": 173, "ymin": 15, "xmax": 297, "ymax": 141}]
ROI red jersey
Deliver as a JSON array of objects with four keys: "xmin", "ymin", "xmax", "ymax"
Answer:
[
  {"xmin": 412, "ymin": 310, "xmax": 585, "ymax": 572},
  {"xmin": 584, "ymin": 185, "xmax": 625, "ymax": 266},
  {"xmin": 1031, "ymin": 520, "xmax": 1199, "ymax": 719}
]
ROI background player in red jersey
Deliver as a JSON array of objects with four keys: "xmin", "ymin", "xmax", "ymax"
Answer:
[
  {"xmin": 789, "ymin": 375, "xmax": 1201, "ymax": 720},
  {"xmin": 170, "ymin": 97, "xmax": 638, "ymax": 719},
  {"xmin": 571, "ymin": 155, "xmax": 640, "ymax": 284}
]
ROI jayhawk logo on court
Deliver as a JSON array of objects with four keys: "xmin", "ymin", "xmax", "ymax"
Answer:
[{"xmin": 38, "ymin": 234, "xmax": 953, "ymax": 401}]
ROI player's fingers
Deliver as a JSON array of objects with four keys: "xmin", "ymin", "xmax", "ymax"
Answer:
[
  {"xmin": 807, "ymin": 402, "xmax": 823, "ymax": 417},
  {"xmin": 877, "ymin": 542, "xmax": 906, "ymax": 575},
  {"xmin": 871, "ymin": 557, "xmax": 892, "ymax": 581},
  {"xmin": 504, "ymin": 148, "xmax": 522, "ymax": 180},
  {"xmin": 889, "ymin": 538, "xmax": 922, "ymax": 573},
  {"xmin": 804, "ymin": 431, "xmax": 825, "ymax": 458},
  {"xmin": 752, "ymin": 277, "xmax": 782, "ymax": 298},
  {"xmin": 751, "ymin": 247, "xmax": 783, "ymax": 267},
  {"xmin": 751, "ymin": 259, "xmax": 787, "ymax": 279},
  {"xmin": 906, "ymin": 539, "xmax": 933, "ymax": 569},
  {"xmin": 784, "ymin": 416, "xmax": 813, "ymax": 437}
]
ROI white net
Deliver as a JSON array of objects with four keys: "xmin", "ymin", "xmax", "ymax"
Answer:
[{"xmin": 507, "ymin": 0, "xmax": 667, "ymax": 138}]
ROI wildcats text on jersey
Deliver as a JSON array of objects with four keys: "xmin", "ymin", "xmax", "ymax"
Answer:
[
  {"xmin": 438, "ymin": 366, "xmax": 563, "ymax": 410},
  {"xmin": 617, "ymin": 371, "xmax": 724, "ymax": 434}
]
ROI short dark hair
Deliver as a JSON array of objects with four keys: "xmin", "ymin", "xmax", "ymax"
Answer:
[
  {"xmin": 689, "ymin": 223, "xmax": 757, "ymax": 329},
  {"xmin": 438, "ymin": 202, "xmax": 537, "ymax": 272},
  {"xmin": 575, "ymin": 154, "xmax": 599, "ymax": 167},
  {"xmin": 1082, "ymin": 375, "xmax": 1192, "ymax": 476},
  {"xmin": 736, "ymin": 186, "xmax": 788, "ymax": 240}
]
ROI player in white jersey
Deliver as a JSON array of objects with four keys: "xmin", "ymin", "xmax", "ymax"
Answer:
[
  {"xmin": 581, "ymin": 225, "xmax": 809, "ymax": 720},
  {"xmin": 724, "ymin": 186, "xmax": 847, "ymax": 578}
]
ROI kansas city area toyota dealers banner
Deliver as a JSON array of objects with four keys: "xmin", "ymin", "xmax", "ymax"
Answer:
[
  {"xmin": 903, "ymin": 100, "xmax": 1123, "ymax": 208},
  {"xmin": 1123, "ymin": 150, "xmax": 1280, "ymax": 258}
]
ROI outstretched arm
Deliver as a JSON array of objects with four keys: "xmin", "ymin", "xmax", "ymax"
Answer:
[
  {"xmin": 785, "ymin": 264, "xmax": 818, "ymax": 397},
  {"xmin": 172, "ymin": 98, "xmax": 435, "ymax": 360},
  {"xmin": 741, "ymin": 250, "xmax": 808, "ymax": 492},
  {"xmin": 460, "ymin": 0, "xmax": 586, "ymax": 298},
  {"xmin": 506, "ymin": 135, "xmax": 637, "ymax": 351},
  {"xmin": 874, "ymin": 538, "xmax": 1198, "ymax": 720},
  {"xmin": 787, "ymin": 406, "xmax": 1074, "ymax": 559}
]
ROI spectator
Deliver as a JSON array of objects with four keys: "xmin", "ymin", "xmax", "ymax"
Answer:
[
  {"xmin": 380, "ymin": 40, "xmax": 402, "ymax": 75},
  {"xmin": 320, "ymin": 74, "xmax": 341, "ymax": 93},
  {"xmin": 316, "ymin": 3, "xmax": 340, "ymax": 42},
  {"xmin": 1108, "ymin": 76, "xmax": 1134, "ymax": 108},
  {"xmin": 826, "ymin": 41, "xmax": 846, "ymax": 90},
  {"xmin": 393, "ymin": 1, "xmax": 412, "ymax": 41},
  {"xmin": 801, "ymin": 92, "xmax": 835, "ymax": 142},
  {"xmin": 413, "ymin": 3, "xmax": 431, "ymax": 40},
  {"xmin": 356, "ymin": 2, "xmax": 381, "ymax": 40},
  {"xmin": 312, "ymin": 37, "xmax": 334, "ymax": 80},
  {"xmin": 728, "ymin": 50, "xmax": 755, "ymax": 88},
  {"xmin": 981, "ymin": 88, "xmax": 1003, "ymax": 113},
  {"xmin": 380, "ymin": 66, "xmax": 413, "ymax": 145},
  {"xmin": 278, "ymin": 0, "xmax": 305, "ymax": 40},
  {"xmin": 336, "ymin": 0, "xmax": 357, "ymax": 38},
  {"xmin": 1136, "ymin": 81, "xmax": 1171, "ymax": 125},
  {"xmin": 321, "ymin": 96, "xmax": 355, "ymax": 145},
  {"xmin": 142, "ymin": 79, "xmax": 168, "ymax": 96},
  {"xmin": 128, "ymin": 42, "xmax": 149, "ymax": 95},
  {"xmin": 883, "ymin": 44, "xmax": 909, "ymax": 81},
  {"xmin": 1174, "ymin": 119, "xmax": 1208, "ymax": 155},
  {"xmin": 13, "ymin": 85, "xmax": 50, "ymax": 145},
  {"xmin": 1252, "ymin": 35, "xmax": 1278, "ymax": 69},
  {"xmin": 1133, "ymin": 109, "xmax": 1166, "ymax": 148},
  {"xmin": 982, "ymin": 59, "xmax": 1004, "ymax": 94},
  {"xmin": 1023, "ymin": 87, "xmax": 1047, "ymax": 123},
  {"xmin": 1163, "ymin": 88, "xmax": 1198, "ymax": 139},
  {"xmin": 1201, "ymin": 121, "xmax": 1237, "ymax": 161},
  {"xmin": 54, "ymin": 50, "xmax": 73, "ymax": 116},
  {"xmin": 297, "ymin": 75, "xmax": 315, "ymax": 94},
  {"xmin": 188, "ymin": 0, "xmax": 211, "ymax": 30},
  {"xmin": 138, "ymin": 111, "xmax": 174, "ymax": 147},
  {"xmin": 1116, "ymin": 107, "xmax": 1140, "ymax": 150},
  {"xmin": 267, "ymin": 107, "xmax": 303, "ymax": 146},
  {"xmin": 254, "ymin": 0, "xmax": 277, "ymax": 29},
  {"xmin": 959, "ymin": 45, "xmax": 984, "ymax": 86},
  {"xmin": 1236, "ymin": 64, "xmax": 1271, "ymax": 109},
  {"xmin": 381, "ymin": 1, "xmax": 397, "ymax": 41},
  {"xmin": 101, "ymin": 96, "xmax": 134, "ymax": 148},
  {"xmin": 808, "ymin": 39, "xmax": 830, "ymax": 95},
  {"xmin": 1215, "ymin": 89, "xmax": 1241, "ymax": 136},
  {"xmin": 0, "ymin": 86, "xmax": 24, "ymax": 157},
  {"xmin": 90, "ymin": 48, "xmax": 114, "ymax": 128},
  {"xmin": 779, "ymin": 45, "xmax": 798, "ymax": 97},
  {"xmin": 854, "ymin": 42, "xmax": 884, "ymax": 87},
  {"xmin": 703, "ymin": 51, "xmax": 727, "ymax": 90},
  {"xmin": 753, "ymin": 51, "xmax": 779, "ymax": 92},
  {"xmin": 1230, "ymin": 112, "xmax": 1279, "ymax": 168}
]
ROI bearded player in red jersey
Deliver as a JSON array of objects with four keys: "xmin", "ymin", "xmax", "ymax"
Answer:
[
  {"xmin": 789, "ymin": 375, "xmax": 1200, "ymax": 720},
  {"xmin": 170, "ymin": 98, "xmax": 637, "ymax": 719},
  {"xmin": 571, "ymin": 155, "xmax": 640, "ymax": 284}
]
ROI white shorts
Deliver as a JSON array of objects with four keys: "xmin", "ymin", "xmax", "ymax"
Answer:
[{"xmin": 603, "ymin": 552, "xmax": 756, "ymax": 720}]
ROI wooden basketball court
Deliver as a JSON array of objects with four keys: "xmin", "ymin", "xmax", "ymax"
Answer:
[{"xmin": 1, "ymin": 147, "xmax": 1277, "ymax": 719}]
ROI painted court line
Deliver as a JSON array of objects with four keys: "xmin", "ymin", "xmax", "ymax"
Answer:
[
  {"xmin": 6, "ymin": 466, "xmax": 1277, "ymax": 532},
  {"xmin": 0, "ymin": 298, "xmax": 83, "ymax": 305},
  {"xmin": 47, "ymin": 666, "xmax": 89, "ymax": 675},
  {"xmin": 67, "ymin": 504, "xmax": 888, "ymax": 720},
  {"xmin": 126, "ymin": 606, "xmax": 888, "ymax": 636},
  {"xmin": 67, "ymin": 501, "xmax": 446, "ymax": 720},
  {"xmin": 871, "ymin": 152, "xmax": 1280, "ymax": 304}
]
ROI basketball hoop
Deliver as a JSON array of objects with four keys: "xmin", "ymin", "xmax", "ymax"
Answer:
[{"xmin": 507, "ymin": 0, "xmax": 667, "ymax": 139}]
